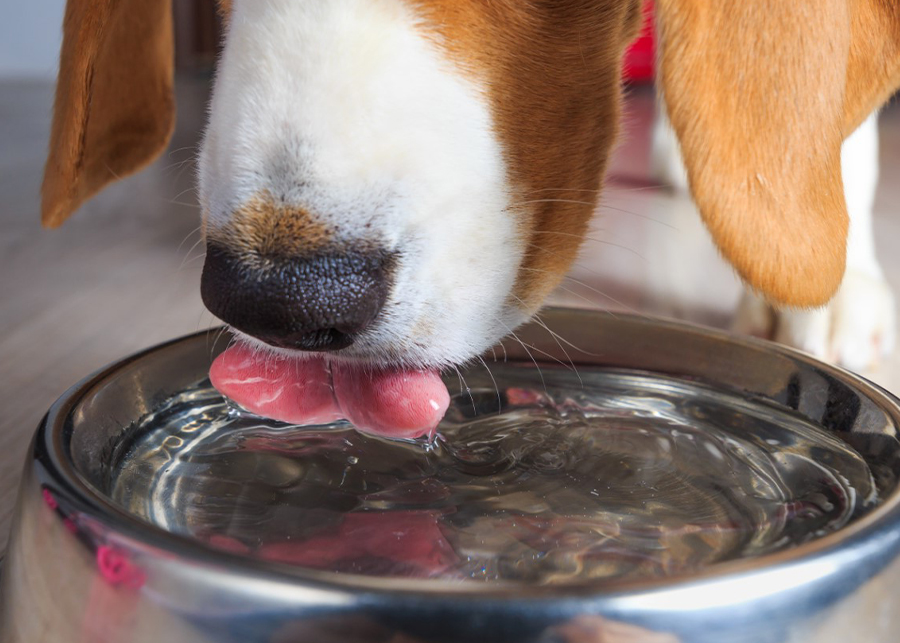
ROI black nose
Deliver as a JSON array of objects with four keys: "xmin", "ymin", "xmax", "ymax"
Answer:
[{"xmin": 201, "ymin": 242, "xmax": 395, "ymax": 351}]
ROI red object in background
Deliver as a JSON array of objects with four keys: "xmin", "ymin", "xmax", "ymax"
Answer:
[{"xmin": 623, "ymin": 1, "xmax": 655, "ymax": 83}]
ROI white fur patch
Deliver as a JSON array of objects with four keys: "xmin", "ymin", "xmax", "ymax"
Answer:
[{"xmin": 199, "ymin": 0, "xmax": 529, "ymax": 368}]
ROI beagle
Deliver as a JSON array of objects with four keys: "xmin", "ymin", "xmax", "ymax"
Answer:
[{"xmin": 42, "ymin": 1, "xmax": 900, "ymax": 435}]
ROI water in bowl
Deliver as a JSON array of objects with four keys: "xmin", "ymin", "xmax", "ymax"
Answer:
[{"xmin": 109, "ymin": 365, "xmax": 879, "ymax": 585}]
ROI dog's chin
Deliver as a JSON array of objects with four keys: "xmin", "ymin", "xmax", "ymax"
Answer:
[
  {"xmin": 221, "ymin": 329, "xmax": 327, "ymax": 361},
  {"xmin": 220, "ymin": 319, "xmax": 517, "ymax": 372},
  {"xmin": 216, "ymin": 329, "xmax": 379, "ymax": 369}
]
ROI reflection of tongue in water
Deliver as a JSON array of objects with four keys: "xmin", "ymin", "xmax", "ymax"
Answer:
[
  {"xmin": 257, "ymin": 512, "xmax": 458, "ymax": 577},
  {"xmin": 209, "ymin": 344, "xmax": 450, "ymax": 440}
]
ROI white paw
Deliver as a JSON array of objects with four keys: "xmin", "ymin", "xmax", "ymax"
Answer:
[
  {"xmin": 649, "ymin": 107, "xmax": 690, "ymax": 193},
  {"xmin": 732, "ymin": 271, "xmax": 896, "ymax": 373}
]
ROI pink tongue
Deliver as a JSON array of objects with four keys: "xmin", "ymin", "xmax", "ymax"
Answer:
[{"xmin": 209, "ymin": 344, "xmax": 450, "ymax": 440}]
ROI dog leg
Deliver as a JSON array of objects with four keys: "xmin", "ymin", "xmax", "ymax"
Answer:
[
  {"xmin": 652, "ymin": 106, "xmax": 895, "ymax": 371},
  {"xmin": 731, "ymin": 113, "xmax": 896, "ymax": 371}
]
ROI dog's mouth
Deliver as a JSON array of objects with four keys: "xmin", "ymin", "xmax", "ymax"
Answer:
[
  {"xmin": 209, "ymin": 343, "xmax": 450, "ymax": 440},
  {"xmin": 201, "ymin": 242, "xmax": 451, "ymax": 438}
]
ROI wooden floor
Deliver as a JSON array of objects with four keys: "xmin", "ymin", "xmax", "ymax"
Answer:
[{"xmin": 2, "ymin": 77, "xmax": 899, "ymax": 551}]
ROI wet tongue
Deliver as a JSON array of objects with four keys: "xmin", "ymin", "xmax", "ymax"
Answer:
[{"xmin": 209, "ymin": 344, "xmax": 450, "ymax": 440}]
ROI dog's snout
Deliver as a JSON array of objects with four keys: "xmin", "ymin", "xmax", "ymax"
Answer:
[{"xmin": 201, "ymin": 242, "xmax": 395, "ymax": 351}]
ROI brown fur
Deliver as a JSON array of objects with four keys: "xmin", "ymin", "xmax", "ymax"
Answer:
[
  {"xmin": 41, "ymin": 0, "xmax": 174, "ymax": 229},
  {"xmin": 207, "ymin": 193, "xmax": 334, "ymax": 267},
  {"xmin": 846, "ymin": 1, "xmax": 900, "ymax": 133},
  {"xmin": 217, "ymin": 0, "xmax": 232, "ymax": 20},
  {"xmin": 656, "ymin": 0, "xmax": 900, "ymax": 307},
  {"xmin": 42, "ymin": 0, "xmax": 900, "ymax": 309},
  {"xmin": 410, "ymin": 0, "xmax": 643, "ymax": 310}
]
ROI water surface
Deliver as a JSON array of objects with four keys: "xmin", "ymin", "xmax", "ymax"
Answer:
[{"xmin": 110, "ymin": 365, "xmax": 878, "ymax": 585}]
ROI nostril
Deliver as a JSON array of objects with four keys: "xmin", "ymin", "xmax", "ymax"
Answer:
[{"xmin": 200, "ymin": 242, "xmax": 395, "ymax": 351}]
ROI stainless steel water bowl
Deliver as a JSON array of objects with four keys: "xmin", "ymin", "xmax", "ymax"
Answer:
[{"xmin": 3, "ymin": 308, "xmax": 900, "ymax": 643}]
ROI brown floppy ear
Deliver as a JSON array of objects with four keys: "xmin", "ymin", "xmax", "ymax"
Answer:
[
  {"xmin": 42, "ymin": 0, "xmax": 175, "ymax": 228},
  {"xmin": 656, "ymin": 0, "xmax": 900, "ymax": 307}
]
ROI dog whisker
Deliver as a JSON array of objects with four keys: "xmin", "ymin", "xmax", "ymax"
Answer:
[
  {"xmin": 476, "ymin": 355, "xmax": 502, "ymax": 414},
  {"xmin": 597, "ymin": 202, "xmax": 678, "ymax": 230},
  {"xmin": 162, "ymin": 146, "xmax": 200, "ymax": 176},
  {"xmin": 166, "ymin": 145, "xmax": 199, "ymax": 159},
  {"xmin": 529, "ymin": 308, "xmax": 584, "ymax": 387},
  {"xmin": 179, "ymin": 236, "xmax": 207, "ymax": 271},
  {"xmin": 528, "ymin": 184, "xmax": 668, "ymax": 195},
  {"xmin": 162, "ymin": 158, "xmax": 197, "ymax": 175},
  {"xmin": 532, "ymin": 309, "xmax": 606, "ymax": 359},
  {"xmin": 553, "ymin": 282, "xmax": 618, "ymax": 317},
  {"xmin": 602, "ymin": 181, "xmax": 670, "ymax": 193},
  {"xmin": 166, "ymin": 199, "xmax": 201, "ymax": 209},
  {"xmin": 509, "ymin": 197, "xmax": 598, "ymax": 208},
  {"xmin": 176, "ymin": 225, "xmax": 203, "ymax": 252},
  {"xmin": 168, "ymin": 184, "xmax": 201, "ymax": 204},
  {"xmin": 517, "ymin": 265, "xmax": 635, "ymax": 320},
  {"xmin": 525, "ymin": 234, "xmax": 647, "ymax": 264},
  {"xmin": 179, "ymin": 251, "xmax": 207, "ymax": 269},
  {"xmin": 497, "ymin": 321, "xmax": 547, "ymax": 393},
  {"xmin": 562, "ymin": 274, "xmax": 648, "ymax": 319},
  {"xmin": 509, "ymin": 290, "xmax": 584, "ymax": 376},
  {"xmin": 452, "ymin": 365, "xmax": 477, "ymax": 413},
  {"xmin": 511, "ymin": 189, "xmax": 677, "ymax": 231},
  {"xmin": 528, "ymin": 187, "xmax": 604, "ymax": 194},
  {"xmin": 513, "ymin": 335, "xmax": 582, "ymax": 375},
  {"xmin": 208, "ymin": 325, "xmax": 230, "ymax": 361}
]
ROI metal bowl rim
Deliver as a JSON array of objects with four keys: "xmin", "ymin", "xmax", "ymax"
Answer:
[{"xmin": 34, "ymin": 308, "xmax": 900, "ymax": 602}]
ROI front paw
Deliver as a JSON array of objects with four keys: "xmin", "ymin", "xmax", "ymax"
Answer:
[{"xmin": 732, "ymin": 271, "xmax": 896, "ymax": 373}]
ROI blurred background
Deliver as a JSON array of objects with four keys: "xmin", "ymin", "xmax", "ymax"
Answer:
[{"xmin": 1, "ymin": 0, "xmax": 898, "ymax": 554}]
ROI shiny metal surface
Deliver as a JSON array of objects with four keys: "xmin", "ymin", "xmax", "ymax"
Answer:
[{"xmin": 2, "ymin": 308, "xmax": 900, "ymax": 643}]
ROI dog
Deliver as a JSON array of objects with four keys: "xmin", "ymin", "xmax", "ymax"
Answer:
[{"xmin": 42, "ymin": 0, "xmax": 900, "ymax": 386}]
